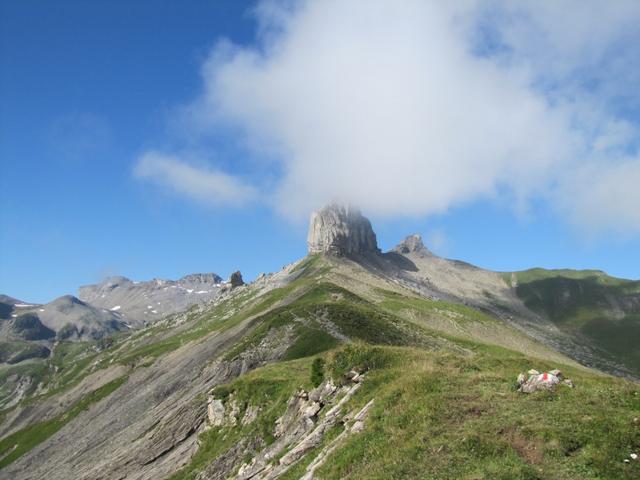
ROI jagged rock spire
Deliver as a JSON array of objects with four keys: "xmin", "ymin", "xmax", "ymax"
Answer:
[
  {"xmin": 229, "ymin": 271, "xmax": 244, "ymax": 288},
  {"xmin": 394, "ymin": 234, "xmax": 432, "ymax": 256},
  {"xmin": 307, "ymin": 204, "xmax": 379, "ymax": 255}
]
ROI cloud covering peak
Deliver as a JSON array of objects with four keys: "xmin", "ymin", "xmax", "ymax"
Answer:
[{"xmin": 135, "ymin": 0, "xmax": 640, "ymax": 235}]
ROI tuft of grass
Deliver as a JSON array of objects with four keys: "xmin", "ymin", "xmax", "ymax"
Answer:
[
  {"xmin": 327, "ymin": 342, "xmax": 392, "ymax": 379},
  {"xmin": 284, "ymin": 328, "xmax": 338, "ymax": 361},
  {"xmin": 310, "ymin": 357, "xmax": 325, "ymax": 387}
]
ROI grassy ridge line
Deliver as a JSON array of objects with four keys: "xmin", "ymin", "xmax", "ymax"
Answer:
[
  {"xmin": 220, "ymin": 282, "xmax": 453, "ymax": 364},
  {"xmin": 0, "ymin": 375, "xmax": 127, "ymax": 469},
  {"xmin": 108, "ymin": 256, "xmax": 332, "ymax": 368},
  {"xmin": 503, "ymin": 267, "xmax": 640, "ymax": 290},
  {"xmin": 114, "ymin": 259, "xmax": 330, "ymax": 367},
  {"xmin": 168, "ymin": 343, "xmax": 640, "ymax": 480}
]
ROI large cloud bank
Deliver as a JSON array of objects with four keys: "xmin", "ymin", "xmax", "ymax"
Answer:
[{"xmin": 136, "ymin": 0, "xmax": 640, "ymax": 235}]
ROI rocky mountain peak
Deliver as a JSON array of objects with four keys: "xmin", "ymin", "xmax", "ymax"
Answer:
[
  {"xmin": 50, "ymin": 295, "xmax": 85, "ymax": 308},
  {"xmin": 307, "ymin": 204, "xmax": 379, "ymax": 255},
  {"xmin": 229, "ymin": 271, "xmax": 244, "ymax": 288},
  {"xmin": 394, "ymin": 234, "xmax": 432, "ymax": 256}
]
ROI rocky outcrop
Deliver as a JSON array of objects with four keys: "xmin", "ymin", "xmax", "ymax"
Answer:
[
  {"xmin": 307, "ymin": 204, "xmax": 379, "ymax": 255},
  {"xmin": 233, "ymin": 373, "xmax": 370, "ymax": 480},
  {"xmin": 206, "ymin": 393, "xmax": 246, "ymax": 428},
  {"xmin": 394, "ymin": 234, "xmax": 432, "ymax": 256},
  {"xmin": 230, "ymin": 271, "xmax": 244, "ymax": 288}
]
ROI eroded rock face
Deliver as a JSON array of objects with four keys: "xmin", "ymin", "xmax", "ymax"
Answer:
[
  {"xmin": 394, "ymin": 234, "xmax": 432, "ymax": 256},
  {"xmin": 234, "ymin": 375, "xmax": 369, "ymax": 480},
  {"xmin": 307, "ymin": 204, "xmax": 379, "ymax": 255}
]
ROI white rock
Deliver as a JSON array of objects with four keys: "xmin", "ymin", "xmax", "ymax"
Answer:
[
  {"xmin": 302, "ymin": 402, "xmax": 322, "ymax": 418},
  {"xmin": 351, "ymin": 420, "xmax": 365, "ymax": 433},
  {"xmin": 207, "ymin": 397, "xmax": 226, "ymax": 426}
]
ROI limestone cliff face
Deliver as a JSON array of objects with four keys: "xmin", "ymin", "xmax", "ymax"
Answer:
[{"xmin": 307, "ymin": 204, "xmax": 379, "ymax": 255}]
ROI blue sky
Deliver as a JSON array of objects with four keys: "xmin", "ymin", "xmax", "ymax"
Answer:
[{"xmin": 1, "ymin": 0, "xmax": 639, "ymax": 303}]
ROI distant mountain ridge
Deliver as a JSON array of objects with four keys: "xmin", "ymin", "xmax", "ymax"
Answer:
[
  {"xmin": 0, "ymin": 272, "xmax": 229, "ymax": 368},
  {"xmin": 0, "ymin": 294, "xmax": 126, "ymax": 342},
  {"xmin": 78, "ymin": 272, "xmax": 224, "ymax": 327}
]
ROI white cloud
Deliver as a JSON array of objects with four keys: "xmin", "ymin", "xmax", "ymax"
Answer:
[
  {"xmin": 144, "ymin": 0, "xmax": 640, "ymax": 235},
  {"xmin": 425, "ymin": 228, "xmax": 449, "ymax": 256},
  {"xmin": 560, "ymin": 158, "xmax": 640, "ymax": 237},
  {"xmin": 133, "ymin": 152, "xmax": 257, "ymax": 206}
]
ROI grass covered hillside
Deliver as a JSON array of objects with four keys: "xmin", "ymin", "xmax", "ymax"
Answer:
[
  {"xmin": 1, "ymin": 256, "xmax": 638, "ymax": 479},
  {"xmin": 507, "ymin": 269, "xmax": 640, "ymax": 377},
  {"xmin": 173, "ymin": 343, "xmax": 639, "ymax": 480}
]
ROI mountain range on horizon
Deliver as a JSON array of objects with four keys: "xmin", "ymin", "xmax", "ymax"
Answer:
[{"xmin": 0, "ymin": 203, "xmax": 639, "ymax": 479}]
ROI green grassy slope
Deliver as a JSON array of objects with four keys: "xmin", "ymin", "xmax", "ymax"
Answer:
[
  {"xmin": 2, "ymin": 257, "xmax": 639, "ymax": 478},
  {"xmin": 166, "ymin": 261, "xmax": 640, "ymax": 479},
  {"xmin": 173, "ymin": 343, "xmax": 640, "ymax": 480},
  {"xmin": 507, "ymin": 269, "xmax": 640, "ymax": 376}
]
